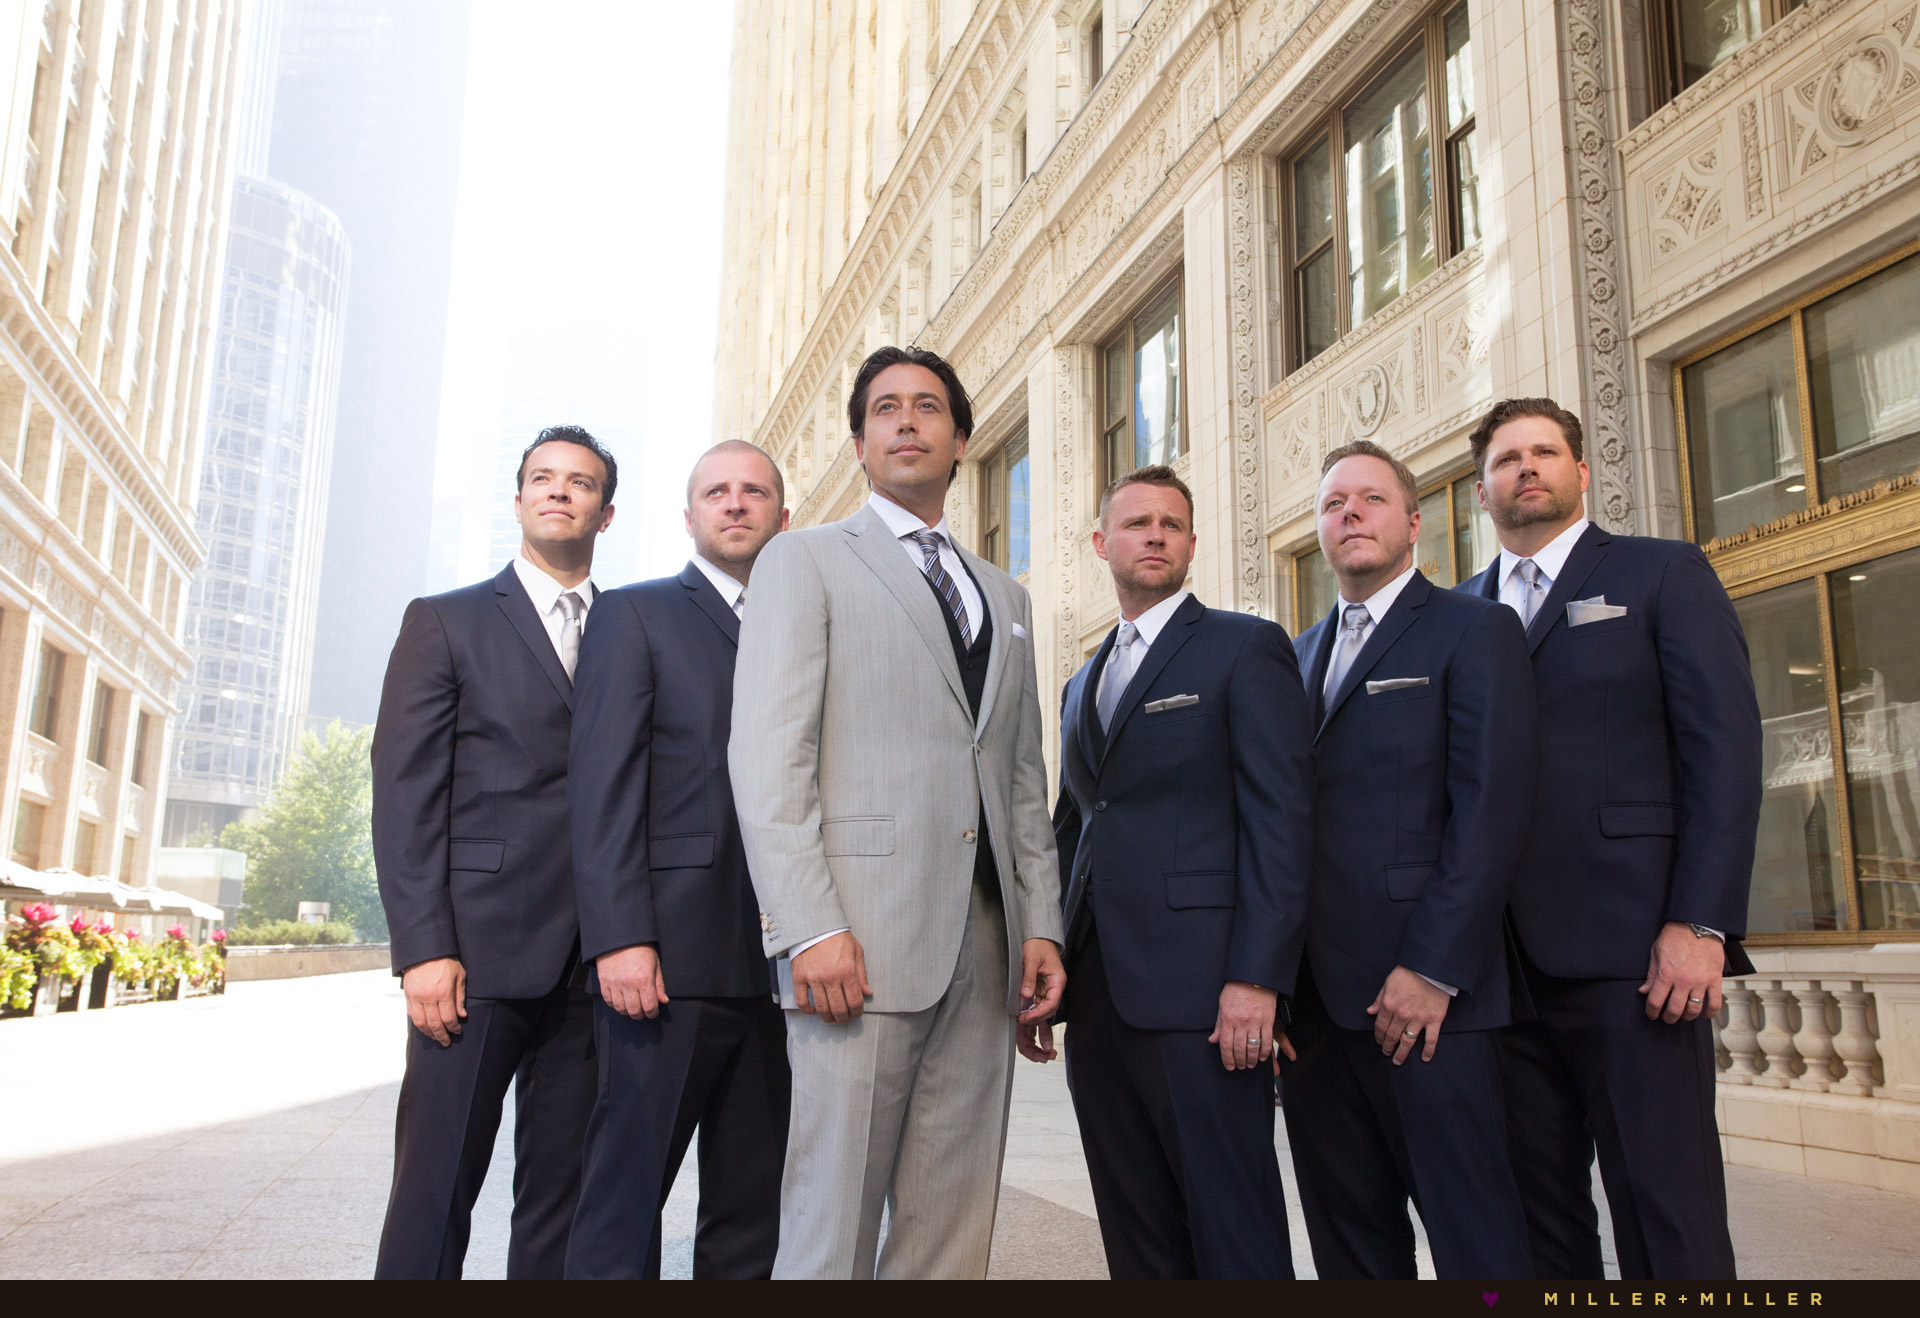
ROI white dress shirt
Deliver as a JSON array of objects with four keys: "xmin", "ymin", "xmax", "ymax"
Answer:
[
  {"xmin": 867, "ymin": 492, "xmax": 984, "ymax": 634},
  {"xmin": 512, "ymin": 554, "xmax": 597, "ymax": 661},
  {"xmin": 1324, "ymin": 564, "xmax": 1418, "ymax": 701},
  {"xmin": 1096, "ymin": 588, "xmax": 1191, "ymax": 719},
  {"xmin": 1496, "ymin": 517, "xmax": 1589, "ymax": 621},
  {"xmin": 690, "ymin": 553, "xmax": 747, "ymax": 617}
]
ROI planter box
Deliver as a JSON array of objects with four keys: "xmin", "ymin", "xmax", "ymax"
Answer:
[
  {"xmin": 32, "ymin": 972, "xmax": 63, "ymax": 1016},
  {"xmin": 87, "ymin": 960, "xmax": 115, "ymax": 1010}
]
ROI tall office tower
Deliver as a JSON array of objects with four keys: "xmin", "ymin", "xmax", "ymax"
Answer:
[
  {"xmin": 164, "ymin": 176, "xmax": 348, "ymax": 844},
  {"xmin": 268, "ymin": 0, "xmax": 470, "ymax": 727},
  {"xmin": 0, "ymin": 0, "xmax": 243, "ymax": 885}
]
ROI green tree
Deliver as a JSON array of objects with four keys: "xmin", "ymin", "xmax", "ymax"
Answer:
[{"xmin": 222, "ymin": 721, "xmax": 385, "ymax": 939}]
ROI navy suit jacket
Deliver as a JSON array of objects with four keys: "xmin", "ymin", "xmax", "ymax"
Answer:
[
  {"xmin": 1460, "ymin": 524, "xmax": 1762, "ymax": 979},
  {"xmin": 1053, "ymin": 594, "xmax": 1313, "ymax": 1032},
  {"xmin": 1293, "ymin": 571, "xmax": 1534, "ymax": 1032},
  {"xmin": 371, "ymin": 564, "xmax": 582, "ymax": 1000},
  {"xmin": 569, "ymin": 563, "xmax": 772, "ymax": 999}
]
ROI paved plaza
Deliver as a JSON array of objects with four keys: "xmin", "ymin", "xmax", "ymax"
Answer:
[{"xmin": 0, "ymin": 971, "xmax": 1915, "ymax": 1280}]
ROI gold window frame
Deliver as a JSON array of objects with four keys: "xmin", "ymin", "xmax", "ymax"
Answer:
[{"xmin": 1289, "ymin": 466, "xmax": 1489, "ymax": 634}]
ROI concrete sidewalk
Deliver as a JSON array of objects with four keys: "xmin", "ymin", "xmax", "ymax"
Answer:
[{"xmin": 0, "ymin": 970, "xmax": 1913, "ymax": 1279}]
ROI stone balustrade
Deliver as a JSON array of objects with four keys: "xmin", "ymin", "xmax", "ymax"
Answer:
[{"xmin": 1711, "ymin": 945, "xmax": 1920, "ymax": 1194}]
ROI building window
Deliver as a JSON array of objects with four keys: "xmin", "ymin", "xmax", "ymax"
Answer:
[
  {"xmin": 28, "ymin": 642, "xmax": 65, "ymax": 740},
  {"xmin": 73, "ymin": 818, "xmax": 99, "ymax": 876},
  {"xmin": 1100, "ymin": 276, "xmax": 1183, "ymax": 482},
  {"xmin": 88, "ymin": 681, "xmax": 115, "ymax": 766},
  {"xmin": 1647, "ymin": 2, "xmax": 1803, "ymax": 104},
  {"xmin": 1285, "ymin": 2, "xmax": 1478, "ymax": 369},
  {"xmin": 131, "ymin": 710, "xmax": 153, "ymax": 786},
  {"xmin": 1087, "ymin": 14, "xmax": 1104, "ymax": 92},
  {"xmin": 982, "ymin": 429, "xmax": 1031, "ymax": 577},
  {"xmin": 119, "ymin": 832, "xmax": 137, "ymax": 880},
  {"xmin": 1290, "ymin": 469, "xmax": 1496, "ymax": 632},
  {"xmin": 12, "ymin": 799, "xmax": 46, "ymax": 867},
  {"xmin": 1675, "ymin": 240, "xmax": 1920, "ymax": 942}
]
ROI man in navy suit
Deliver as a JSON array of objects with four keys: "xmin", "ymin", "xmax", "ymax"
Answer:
[
  {"xmin": 564, "ymin": 441, "xmax": 792, "ymax": 1279},
  {"xmin": 1459, "ymin": 399, "xmax": 1761, "ymax": 1280},
  {"xmin": 1284, "ymin": 440, "xmax": 1535, "ymax": 1280},
  {"xmin": 371, "ymin": 426, "xmax": 618, "ymax": 1278},
  {"xmin": 1047, "ymin": 465, "xmax": 1312, "ymax": 1279}
]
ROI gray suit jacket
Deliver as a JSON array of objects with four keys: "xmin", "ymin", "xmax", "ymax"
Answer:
[{"xmin": 729, "ymin": 502, "xmax": 1064, "ymax": 1015}]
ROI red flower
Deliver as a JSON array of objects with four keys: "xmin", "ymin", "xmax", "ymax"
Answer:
[
  {"xmin": 22, "ymin": 903, "xmax": 55, "ymax": 925},
  {"xmin": 70, "ymin": 915, "xmax": 87, "ymax": 933},
  {"xmin": 124, "ymin": 930, "xmax": 143, "ymax": 942},
  {"xmin": 94, "ymin": 919, "xmax": 114, "ymax": 935},
  {"xmin": 165, "ymin": 924, "xmax": 186, "ymax": 941},
  {"xmin": 211, "ymin": 929, "xmax": 228, "ymax": 944}
]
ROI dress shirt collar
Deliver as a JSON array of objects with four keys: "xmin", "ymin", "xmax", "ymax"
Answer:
[
  {"xmin": 1499, "ymin": 516, "xmax": 1590, "ymax": 588},
  {"xmin": 689, "ymin": 554, "xmax": 745, "ymax": 610},
  {"xmin": 1119, "ymin": 588, "xmax": 1191, "ymax": 649},
  {"xmin": 868, "ymin": 490, "xmax": 957, "ymax": 550},
  {"xmin": 513, "ymin": 553, "xmax": 595, "ymax": 616},
  {"xmin": 1339, "ymin": 563, "xmax": 1417, "ymax": 626}
]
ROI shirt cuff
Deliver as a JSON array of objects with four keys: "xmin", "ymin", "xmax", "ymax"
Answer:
[
  {"xmin": 786, "ymin": 928, "xmax": 850, "ymax": 959},
  {"xmin": 1688, "ymin": 923, "xmax": 1726, "ymax": 943},
  {"xmin": 1416, "ymin": 972, "xmax": 1458, "ymax": 997}
]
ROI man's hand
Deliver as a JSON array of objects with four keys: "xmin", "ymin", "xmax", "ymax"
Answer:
[
  {"xmin": 598, "ymin": 944, "xmax": 669, "ymax": 1020},
  {"xmin": 1368, "ymin": 965, "xmax": 1449, "ymax": 1064},
  {"xmin": 1271, "ymin": 1032, "xmax": 1298, "ymax": 1075},
  {"xmin": 1208, "ymin": 981, "xmax": 1278, "ymax": 1071},
  {"xmin": 792, "ymin": 930, "xmax": 872, "ymax": 1024},
  {"xmin": 1640, "ymin": 921, "xmax": 1725, "ymax": 1023},
  {"xmin": 403, "ymin": 957, "xmax": 467, "ymax": 1047},
  {"xmin": 1019, "ymin": 938, "xmax": 1066, "ymax": 1024},
  {"xmin": 1017, "ymin": 1019, "xmax": 1057, "ymax": 1063}
]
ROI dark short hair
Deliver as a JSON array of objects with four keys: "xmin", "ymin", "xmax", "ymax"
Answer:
[
  {"xmin": 687, "ymin": 439, "xmax": 785, "ymax": 509},
  {"xmin": 847, "ymin": 345, "xmax": 975, "ymax": 442},
  {"xmin": 517, "ymin": 424, "xmax": 618, "ymax": 504},
  {"xmin": 1321, "ymin": 439, "xmax": 1418, "ymax": 513},
  {"xmin": 1099, "ymin": 464, "xmax": 1194, "ymax": 527},
  {"xmin": 1468, "ymin": 398, "xmax": 1584, "ymax": 476}
]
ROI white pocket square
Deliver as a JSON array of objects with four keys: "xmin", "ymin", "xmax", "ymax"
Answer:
[
  {"xmin": 1567, "ymin": 598, "xmax": 1628, "ymax": 626},
  {"xmin": 1011, "ymin": 622, "xmax": 1027, "ymax": 639},
  {"xmin": 1144, "ymin": 694, "xmax": 1200, "ymax": 713},
  {"xmin": 1366, "ymin": 677, "xmax": 1429, "ymax": 694}
]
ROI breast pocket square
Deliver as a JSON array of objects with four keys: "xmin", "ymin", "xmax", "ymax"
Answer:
[
  {"xmin": 1011, "ymin": 623, "xmax": 1027, "ymax": 639},
  {"xmin": 1366, "ymin": 677, "xmax": 1429, "ymax": 694},
  {"xmin": 1567, "ymin": 598, "xmax": 1629, "ymax": 626},
  {"xmin": 1144, "ymin": 694, "xmax": 1200, "ymax": 713}
]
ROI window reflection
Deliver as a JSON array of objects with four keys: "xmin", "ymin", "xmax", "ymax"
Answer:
[
  {"xmin": 1736, "ymin": 580, "xmax": 1842, "ymax": 933},
  {"xmin": 1678, "ymin": 0, "xmax": 1764, "ymax": 88},
  {"xmin": 1831, "ymin": 547, "xmax": 1920, "ymax": 931},
  {"xmin": 1344, "ymin": 41, "xmax": 1435, "ymax": 329},
  {"xmin": 1451, "ymin": 478, "xmax": 1497, "ymax": 580},
  {"xmin": 1132, "ymin": 284, "xmax": 1181, "ymax": 468},
  {"xmin": 1682, "ymin": 318, "xmax": 1805, "ymax": 541},
  {"xmin": 1807, "ymin": 253, "xmax": 1920, "ymax": 502},
  {"xmin": 1296, "ymin": 547, "xmax": 1338, "ymax": 632},
  {"xmin": 1416, "ymin": 487, "xmax": 1452, "ymax": 585}
]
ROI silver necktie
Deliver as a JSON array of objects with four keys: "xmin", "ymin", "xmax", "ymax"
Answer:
[
  {"xmin": 1517, "ymin": 558, "xmax": 1546, "ymax": 629},
  {"xmin": 734, "ymin": 588, "xmax": 745, "ymax": 620},
  {"xmin": 1323, "ymin": 603, "xmax": 1372, "ymax": 702},
  {"xmin": 557, "ymin": 590, "xmax": 585, "ymax": 682},
  {"xmin": 1097, "ymin": 622, "xmax": 1139, "ymax": 732}
]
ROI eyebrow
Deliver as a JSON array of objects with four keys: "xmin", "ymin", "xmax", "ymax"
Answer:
[
  {"xmin": 527, "ymin": 466, "xmax": 598, "ymax": 483},
  {"xmin": 870, "ymin": 390, "xmax": 946, "ymax": 405}
]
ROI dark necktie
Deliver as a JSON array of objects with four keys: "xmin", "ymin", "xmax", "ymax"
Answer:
[{"xmin": 907, "ymin": 529, "xmax": 971, "ymax": 648}]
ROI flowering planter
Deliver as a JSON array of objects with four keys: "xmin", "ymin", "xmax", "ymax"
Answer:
[
  {"xmin": 32, "ymin": 972, "xmax": 64, "ymax": 1016},
  {"xmin": 87, "ymin": 961, "xmax": 115, "ymax": 1010}
]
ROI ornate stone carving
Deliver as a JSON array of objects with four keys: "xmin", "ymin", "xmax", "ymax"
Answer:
[
  {"xmin": 1645, "ymin": 126, "xmax": 1729, "ymax": 264},
  {"xmin": 1436, "ymin": 297, "xmax": 1489, "ymax": 390},
  {"xmin": 1345, "ymin": 363, "xmax": 1393, "ymax": 438},
  {"xmin": 1819, "ymin": 34, "xmax": 1903, "ymax": 144},
  {"xmin": 1226, "ymin": 152, "xmax": 1268, "ymax": 616},
  {"xmin": 1739, "ymin": 99, "xmax": 1767, "ymax": 219},
  {"xmin": 1053, "ymin": 345, "xmax": 1079, "ymax": 684},
  {"xmin": 1559, "ymin": 0, "xmax": 1638, "ymax": 532}
]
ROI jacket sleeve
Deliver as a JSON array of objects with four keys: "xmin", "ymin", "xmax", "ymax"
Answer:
[
  {"xmin": 371, "ymin": 598, "xmax": 461, "ymax": 976},
  {"xmin": 1009, "ymin": 588, "xmax": 1065, "ymax": 945},
  {"xmin": 1052, "ymin": 679, "xmax": 1082, "ymax": 908},
  {"xmin": 727, "ymin": 534, "xmax": 850, "ymax": 955},
  {"xmin": 1656, "ymin": 543, "xmax": 1763, "ymax": 939},
  {"xmin": 569, "ymin": 593, "xmax": 659, "ymax": 963},
  {"xmin": 1224, "ymin": 621, "xmax": 1315, "ymax": 997},
  {"xmin": 1396, "ymin": 605, "xmax": 1535, "ymax": 993}
]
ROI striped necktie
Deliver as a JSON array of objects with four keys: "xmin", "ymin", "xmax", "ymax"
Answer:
[{"xmin": 907, "ymin": 529, "xmax": 971, "ymax": 648}]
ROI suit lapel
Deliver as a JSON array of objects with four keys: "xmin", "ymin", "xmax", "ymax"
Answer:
[
  {"xmin": 1078, "ymin": 628, "xmax": 1118, "ymax": 771},
  {"xmin": 960, "ymin": 546, "xmax": 1008, "ymax": 735},
  {"xmin": 494, "ymin": 565, "xmax": 574, "ymax": 711},
  {"xmin": 1298, "ymin": 609, "xmax": 1337, "ymax": 730},
  {"xmin": 1317, "ymin": 572, "xmax": 1431, "ymax": 742},
  {"xmin": 1060, "ymin": 652, "xmax": 1101, "ymax": 800},
  {"xmin": 842, "ymin": 504, "xmax": 970, "ymax": 715},
  {"xmin": 1526, "ymin": 523, "xmax": 1611, "ymax": 653},
  {"xmin": 680, "ymin": 562, "xmax": 741, "ymax": 647},
  {"xmin": 1101, "ymin": 595, "xmax": 1204, "ymax": 764}
]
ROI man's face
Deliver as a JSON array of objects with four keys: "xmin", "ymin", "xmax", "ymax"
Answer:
[
  {"xmin": 684, "ymin": 449, "xmax": 788, "ymax": 567},
  {"xmin": 853, "ymin": 363, "xmax": 967, "ymax": 500},
  {"xmin": 515, "ymin": 440, "xmax": 614, "ymax": 549},
  {"xmin": 1093, "ymin": 482, "xmax": 1195, "ymax": 598},
  {"xmin": 1317, "ymin": 455, "xmax": 1418, "ymax": 581},
  {"xmin": 1477, "ymin": 416, "xmax": 1589, "ymax": 531}
]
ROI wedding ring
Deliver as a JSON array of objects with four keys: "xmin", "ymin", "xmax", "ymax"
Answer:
[
  {"xmin": 1688, "ymin": 996, "xmax": 1703, "ymax": 1003},
  {"xmin": 1402, "ymin": 1028, "xmax": 1418, "ymax": 1039}
]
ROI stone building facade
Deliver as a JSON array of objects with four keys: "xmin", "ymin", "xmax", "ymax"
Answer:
[
  {"xmin": 0, "ymin": 0, "xmax": 242, "ymax": 886},
  {"xmin": 716, "ymin": 0, "xmax": 1920, "ymax": 1195}
]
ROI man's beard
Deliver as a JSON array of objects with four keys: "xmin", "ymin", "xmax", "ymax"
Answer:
[{"xmin": 1493, "ymin": 483, "xmax": 1580, "ymax": 530}]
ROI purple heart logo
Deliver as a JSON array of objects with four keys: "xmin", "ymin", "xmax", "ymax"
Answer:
[{"xmin": 1482, "ymin": 1295, "xmax": 1499, "ymax": 1308}]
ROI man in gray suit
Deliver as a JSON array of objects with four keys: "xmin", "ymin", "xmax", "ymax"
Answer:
[{"xmin": 729, "ymin": 345, "xmax": 1067, "ymax": 1279}]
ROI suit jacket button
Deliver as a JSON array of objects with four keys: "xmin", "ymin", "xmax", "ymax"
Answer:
[
  {"xmin": 1094, "ymin": 800, "xmax": 1107, "ymax": 812},
  {"xmin": 963, "ymin": 829, "xmax": 977, "ymax": 843}
]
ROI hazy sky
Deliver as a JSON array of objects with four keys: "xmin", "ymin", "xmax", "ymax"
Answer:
[{"xmin": 430, "ymin": 1, "xmax": 735, "ymax": 589}]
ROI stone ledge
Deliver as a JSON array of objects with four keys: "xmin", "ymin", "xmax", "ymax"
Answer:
[
  {"xmin": 224, "ymin": 944, "xmax": 391, "ymax": 982},
  {"xmin": 1719, "ymin": 1085, "xmax": 1920, "ymax": 1196}
]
